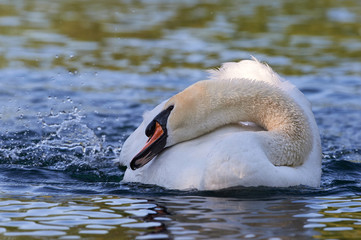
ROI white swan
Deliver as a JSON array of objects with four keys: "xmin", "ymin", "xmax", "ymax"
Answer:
[{"xmin": 118, "ymin": 58, "xmax": 322, "ymax": 190}]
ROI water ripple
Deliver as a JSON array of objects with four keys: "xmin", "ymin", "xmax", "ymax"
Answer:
[{"xmin": 0, "ymin": 195, "xmax": 168, "ymax": 239}]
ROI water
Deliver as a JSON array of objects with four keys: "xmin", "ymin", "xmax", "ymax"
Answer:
[{"xmin": 0, "ymin": 0, "xmax": 360, "ymax": 239}]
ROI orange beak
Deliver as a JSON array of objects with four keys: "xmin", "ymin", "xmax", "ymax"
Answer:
[
  {"xmin": 130, "ymin": 121, "xmax": 167, "ymax": 170},
  {"xmin": 129, "ymin": 105, "xmax": 174, "ymax": 170},
  {"xmin": 139, "ymin": 122, "xmax": 163, "ymax": 154}
]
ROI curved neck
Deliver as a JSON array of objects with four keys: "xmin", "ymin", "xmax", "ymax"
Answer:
[{"xmin": 166, "ymin": 79, "xmax": 312, "ymax": 166}]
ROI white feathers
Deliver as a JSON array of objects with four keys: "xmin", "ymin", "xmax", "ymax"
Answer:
[{"xmin": 208, "ymin": 57, "xmax": 283, "ymax": 85}]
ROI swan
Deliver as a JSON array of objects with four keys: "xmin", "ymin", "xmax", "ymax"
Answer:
[{"xmin": 118, "ymin": 58, "xmax": 322, "ymax": 190}]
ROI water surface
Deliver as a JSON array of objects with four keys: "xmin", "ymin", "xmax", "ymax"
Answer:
[{"xmin": 0, "ymin": 0, "xmax": 361, "ymax": 239}]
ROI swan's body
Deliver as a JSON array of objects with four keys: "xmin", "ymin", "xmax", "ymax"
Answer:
[{"xmin": 118, "ymin": 58, "xmax": 322, "ymax": 190}]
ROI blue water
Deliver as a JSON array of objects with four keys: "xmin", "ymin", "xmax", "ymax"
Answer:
[{"xmin": 1, "ymin": 0, "xmax": 361, "ymax": 239}]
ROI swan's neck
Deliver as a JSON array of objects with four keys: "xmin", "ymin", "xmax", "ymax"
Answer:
[{"xmin": 165, "ymin": 79, "xmax": 312, "ymax": 166}]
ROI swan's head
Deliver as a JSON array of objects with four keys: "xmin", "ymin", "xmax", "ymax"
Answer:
[{"xmin": 130, "ymin": 82, "xmax": 208, "ymax": 170}]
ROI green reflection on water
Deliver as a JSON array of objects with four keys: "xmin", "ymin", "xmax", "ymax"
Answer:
[
  {"xmin": 0, "ymin": 0, "xmax": 360, "ymax": 74},
  {"xmin": 309, "ymin": 195, "xmax": 361, "ymax": 240},
  {"xmin": 0, "ymin": 195, "xmax": 164, "ymax": 240}
]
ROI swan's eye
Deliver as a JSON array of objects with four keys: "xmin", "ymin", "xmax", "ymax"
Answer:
[
  {"xmin": 144, "ymin": 105, "xmax": 174, "ymax": 138},
  {"xmin": 145, "ymin": 120, "xmax": 156, "ymax": 137}
]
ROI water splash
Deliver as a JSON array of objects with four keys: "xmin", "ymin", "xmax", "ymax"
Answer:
[
  {"xmin": 42, "ymin": 116, "xmax": 102, "ymax": 153},
  {"xmin": 0, "ymin": 110, "xmax": 122, "ymax": 182}
]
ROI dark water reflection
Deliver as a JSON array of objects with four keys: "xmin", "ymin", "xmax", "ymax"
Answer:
[
  {"xmin": 0, "ymin": 0, "xmax": 361, "ymax": 239},
  {"xmin": 1, "ymin": 194, "xmax": 361, "ymax": 239}
]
